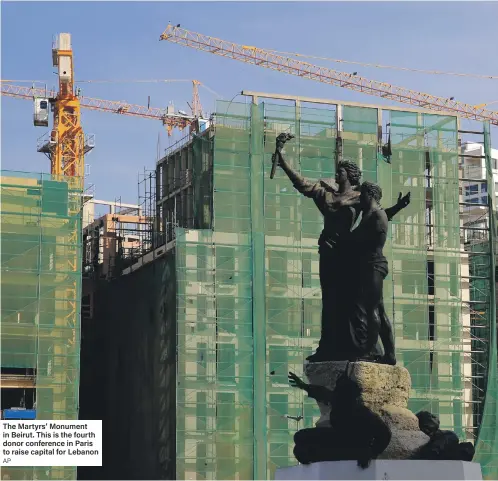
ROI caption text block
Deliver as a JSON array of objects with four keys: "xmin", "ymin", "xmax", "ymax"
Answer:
[{"xmin": 1, "ymin": 420, "xmax": 102, "ymax": 466}]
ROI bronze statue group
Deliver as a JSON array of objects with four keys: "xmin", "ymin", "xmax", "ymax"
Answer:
[{"xmin": 273, "ymin": 133, "xmax": 475, "ymax": 468}]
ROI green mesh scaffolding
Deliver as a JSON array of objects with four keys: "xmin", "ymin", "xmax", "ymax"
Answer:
[
  {"xmin": 174, "ymin": 100, "xmax": 497, "ymax": 480},
  {"xmin": 1, "ymin": 171, "xmax": 83, "ymax": 481},
  {"xmin": 472, "ymin": 122, "xmax": 498, "ymax": 475}
]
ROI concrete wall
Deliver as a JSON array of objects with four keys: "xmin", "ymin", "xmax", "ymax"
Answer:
[{"xmin": 78, "ymin": 253, "xmax": 177, "ymax": 480}]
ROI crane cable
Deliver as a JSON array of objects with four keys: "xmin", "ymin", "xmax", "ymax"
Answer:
[
  {"xmin": 3, "ymin": 51, "xmax": 498, "ymax": 85},
  {"xmin": 243, "ymin": 48, "xmax": 498, "ymax": 80}
]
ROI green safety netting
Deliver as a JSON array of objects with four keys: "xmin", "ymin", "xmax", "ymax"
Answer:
[
  {"xmin": 172, "ymin": 100, "xmax": 496, "ymax": 480},
  {"xmin": 1, "ymin": 171, "xmax": 83, "ymax": 481}
]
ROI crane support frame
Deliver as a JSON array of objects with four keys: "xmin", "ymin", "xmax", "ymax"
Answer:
[
  {"xmin": 160, "ymin": 24, "xmax": 498, "ymax": 126},
  {"xmin": 1, "ymin": 83, "xmax": 195, "ymax": 131}
]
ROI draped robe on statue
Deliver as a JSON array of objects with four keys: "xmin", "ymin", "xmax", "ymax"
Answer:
[{"xmin": 291, "ymin": 175, "xmax": 395, "ymax": 361}]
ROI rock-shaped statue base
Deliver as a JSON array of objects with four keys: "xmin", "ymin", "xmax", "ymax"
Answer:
[
  {"xmin": 290, "ymin": 367, "xmax": 392, "ymax": 467},
  {"xmin": 302, "ymin": 361, "xmax": 429, "ymax": 459}
]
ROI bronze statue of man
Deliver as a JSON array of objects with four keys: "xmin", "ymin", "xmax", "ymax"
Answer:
[
  {"xmin": 413, "ymin": 411, "xmax": 475, "ymax": 461},
  {"xmin": 274, "ymin": 134, "xmax": 410, "ymax": 364},
  {"xmin": 288, "ymin": 371, "xmax": 391, "ymax": 467},
  {"xmin": 340, "ymin": 182, "xmax": 393, "ymax": 360}
]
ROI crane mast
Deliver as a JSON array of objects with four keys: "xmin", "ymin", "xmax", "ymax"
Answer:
[
  {"xmin": 159, "ymin": 24, "xmax": 498, "ymax": 126},
  {"xmin": 50, "ymin": 33, "xmax": 86, "ymax": 178},
  {"xmin": 191, "ymin": 79, "xmax": 202, "ymax": 118}
]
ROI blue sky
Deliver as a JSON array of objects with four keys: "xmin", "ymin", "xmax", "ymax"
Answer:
[{"xmin": 2, "ymin": 1, "xmax": 497, "ymax": 203}]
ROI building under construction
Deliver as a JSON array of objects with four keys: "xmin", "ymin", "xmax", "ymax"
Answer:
[
  {"xmin": 2, "ymin": 93, "xmax": 497, "ymax": 480},
  {"xmin": 76, "ymin": 93, "xmax": 498, "ymax": 480},
  {"xmin": 1, "ymin": 173, "xmax": 83, "ymax": 481}
]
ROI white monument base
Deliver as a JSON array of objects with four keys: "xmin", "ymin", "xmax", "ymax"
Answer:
[{"xmin": 275, "ymin": 460, "xmax": 482, "ymax": 480}]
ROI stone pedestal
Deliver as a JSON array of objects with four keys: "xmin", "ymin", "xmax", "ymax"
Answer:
[
  {"xmin": 275, "ymin": 460, "xmax": 483, "ymax": 480},
  {"xmin": 304, "ymin": 361, "xmax": 429, "ymax": 459}
]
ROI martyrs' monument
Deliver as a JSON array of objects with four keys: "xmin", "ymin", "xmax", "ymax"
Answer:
[{"xmin": 271, "ymin": 133, "xmax": 481, "ymax": 480}]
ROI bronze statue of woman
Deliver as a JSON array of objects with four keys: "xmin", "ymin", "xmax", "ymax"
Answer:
[{"xmin": 274, "ymin": 134, "xmax": 410, "ymax": 364}]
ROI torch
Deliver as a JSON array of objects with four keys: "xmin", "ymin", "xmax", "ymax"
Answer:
[{"xmin": 270, "ymin": 133, "xmax": 295, "ymax": 179}]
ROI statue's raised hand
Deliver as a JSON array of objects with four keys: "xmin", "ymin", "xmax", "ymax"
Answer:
[
  {"xmin": 288, "ymin": 371, "xmax": 307, "ymax": 391},
  {"xmin": 276, "ymin": 133, "xmax": 295, "ymax": 152},
  {"xmin": 397, "ymin": 191, "xmax": 411, "ymax": 209}
]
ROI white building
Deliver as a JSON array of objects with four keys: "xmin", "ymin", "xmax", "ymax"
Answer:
[{"xmin": 460, "ymin": 142, "xmax": 498, "ymax": 205}]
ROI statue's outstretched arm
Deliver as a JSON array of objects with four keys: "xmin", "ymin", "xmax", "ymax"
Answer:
[
  {"xmin": 385, "ymin": 192, "xmax": 411, "ymax": 221},
  {"xmin": 288, "ymin": 372, "xmax": 335, "ymax": 405},
  {"xmin": 277, "ymin": 151, "xmax": 330, "ymax": 214},
  {"xmin": 276, "ymin": 150, "xmax": 321, "ymax": 194},
  {"xmin": 276, "ymin": 149, "xmax": 303, "ymax": 185}
]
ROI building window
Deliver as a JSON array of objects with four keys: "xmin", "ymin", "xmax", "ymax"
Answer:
[
  {"xmin": 270, "ymin": 443, "xmax": 289, "ymax": 471},
  {"xmin": 197, "ymin": 244, "xmax": 209, "ymax": 282},
  {"xmin": 269, "ymin": 394, "xmax": 288, "ymax": 431},
  {"xmin": 265, "ymin": 203, "xmax": 278, "ymax": 235},
  {"xmin": 429, "ymin": 351, "xmax": 439, "ymax": 389},
  {"xmin": 216, "ymin": 392, "xmax": 235, "ymax": 431},
  {"xmin": 402, "ymin": 351, "xmax": 430, "ymax": 390},
  {"xmin": 302, "ymin": 252, "xmax": 312, "ymax": 288},
  {"xmin": 408, "ymin": 398, "xmax": 431, "ymax": 416},
  {"xmin": 196, "ymin": 443, "xmax": 207, "ymax": 479},
  {"xmin": 401, "ymin": 260, "xmax": 426, "ymax": 295},
  {"xmin": 465, "ymin": 184, "xmax": 478, "ymax": 196},
  {"xmin": 196, "ymin": 392, "xmax": 207, "ymax": 430},
  {"xmin": 269, "ymin": 346, "xmax": 289, "ymax": 384},
  {"xmin": 452, "ymin": 352, "xmax": 463, "ymax": 390},
  {"xmin": 427, "ymin": 260, "xmax": 434, "ymax": 296},
  {"xmin": 453, "ymin": 399, "xmax": 463, "ymax": 437},
  {"xmin": 450, "ymin": 305, "xmax": 460, "ymax": 342},
  {"xmin": 267, "ymin": 297, "xmax": 301, "ymax": 337},
  {"xmin": 481, "ymin": 184, "xmax": 487, "ymax": 193},
  {"xmin": 197, "ymin": 342, "xmax": 207, "ymax": 380},
  {"xmin": 402, "ymin": 304, "xmax": 426, "ymax": 341},
  {"xmin": 216, "ymin": 443, "xmax": 235, "ymax": 478},
  {"xmin": 303, "ymin": 298, "xmax": 321, "ymax": 338},
  {"xmin": 449, "ymin": 262, "xmax": 459, "ymax": 297},
  {"xmin": 216, "ymin": 246, "xmax": 235, "ymax": 285},
  {"xmin": 303, "ymin": 398, "xmax": 319, "ymax": 428},
  {"xmin": 269, "ymin": 250, "xmax": 288, "ymax": 287},
  {"xmin": 428, "ymin": 305, "xmax": 435, "ymax": 341},
  {"xmin": 216, "ymin": 343, "xmax": 235, "ymax": 382},
  {"xmin": 217, "ymin": 296, "xmax": 236, "ymax": 334},
  {"xmin": 197, "ymin": 294, "xmax": 208, "ymax": 332}
]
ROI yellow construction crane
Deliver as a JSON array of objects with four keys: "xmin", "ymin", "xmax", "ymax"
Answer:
[
  {"xmin": 3, "ymin": 82, "xmax": 198, "ymax": 130},
  {"xmin": 159, "ymin": 24, "xmax": 498, "ymax": 126},
  {"xmin": 2, "ymin": 34, "xmax": 205, "ymax": 179}
]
